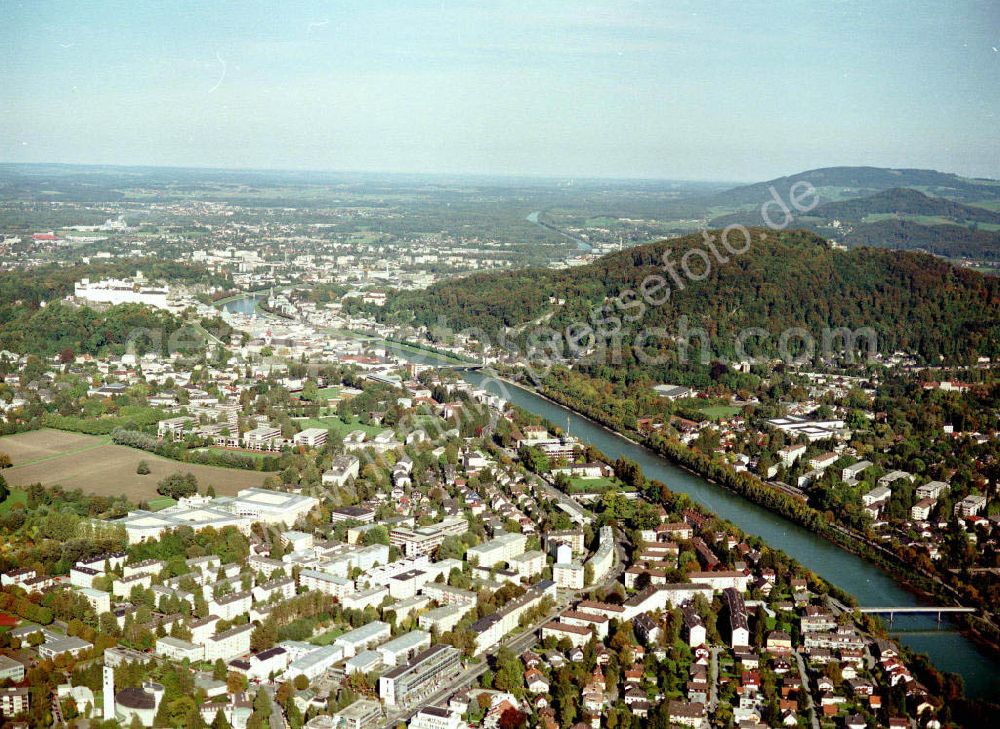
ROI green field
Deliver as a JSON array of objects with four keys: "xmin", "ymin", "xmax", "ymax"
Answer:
[
  {"xmin": 568, "ymin": 476, "xmax": 623, "ymax": 494},
  {"xmin": 699, "ymin": 405, "xmax": 741, "ymax": 420},
  {"xmin": 0, "ymin": 488, "xmax": 27, "ymax": 514},
  {"xmin": 309, "ymin": 627, "xmax": 344, "ymax": 646},
  {"xmin": 146, "ymin": 496, "xmax": 177, "ymax": 511},
  {"xmin": 295, "ymin": 415, "xmax": 384, "ymax": 438}
]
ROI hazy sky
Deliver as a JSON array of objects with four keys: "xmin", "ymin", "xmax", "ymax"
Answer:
[{"xmin": 2, "ymin": 0, "xmax": 998, "ymax": 181}]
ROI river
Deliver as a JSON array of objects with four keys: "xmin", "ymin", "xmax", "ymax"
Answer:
[
  {"xmin": 223, "ymin": 295, "xmax": 999, "ymax": 697},
  {"xmin": 458, "ymin": 369, "xmax": 1000, "ymax": 698},
  {"xmin": 220, "ymin": 293, "xmax": 267, "ymax": 315}
]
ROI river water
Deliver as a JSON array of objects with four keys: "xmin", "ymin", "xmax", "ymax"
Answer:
[
  {"xmin": 220, "ymin": 294, "xmax": 266, "ymax": 315},
  {"xmin": 223, "ymin": 295, "xmax": 999, "ymax": 697},
  {"xmin": 459, "ymin": 370, "xmax": 1000, "ymax": 698}
]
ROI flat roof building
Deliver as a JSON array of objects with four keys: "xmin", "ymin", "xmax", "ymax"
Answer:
[
  {"xmin": 334, "ymin": 621, "xmax": 392, "ymax": 658},
  {"xmin": 379, "ymin": 644, "xmax": 462, "ymax": 707}
]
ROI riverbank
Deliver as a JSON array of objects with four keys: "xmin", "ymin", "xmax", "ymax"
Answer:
[
  {"xmin": 381, "ymin": 337, "xmax": 476, "ymax": 365},
  {"xmin": 489, "ymin": 371, "xmax": 1000, "ymax": 663}
]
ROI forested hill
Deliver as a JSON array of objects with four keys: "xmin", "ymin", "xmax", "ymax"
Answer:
[
  {"xmin": 710, "ymin": 166, "xmax": 1000, "ymax": 206},
  {"xmin": 386, "ymin": 229, "xmax": 1000, "ymax": 367},
  {"xmin": 712, "ymin": 187, "xmax": 1000, "ymax": 229},
  {"xmin": 811, "ymin": 187, "xmax": 1000, "ymax": 224},
  {"xmin": 705, "ymin": 186, "xmax": 1000, "ymax": 260},
  {"xmin": 841, "ymin": 220, "xmax": 1000, "ymax": 260}
]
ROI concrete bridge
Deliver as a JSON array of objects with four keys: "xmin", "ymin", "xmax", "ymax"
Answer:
[{"xmin": 858, "ymin": 606, "xmax": 976, "ymax": 623}]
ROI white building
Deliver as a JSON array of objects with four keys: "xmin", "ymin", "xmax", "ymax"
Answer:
[
  {"xmin": 287, "ymin": 644, "xmax": 343, "ymax": 681},
  {"xmin": 299, "ymin": 569, "xmax": 355, "ymax": 599},
  {"xmin": 553, "ymin": 561, "xmax": 585, "ymax": 590},
  {"xmin": 75, "ymin": 276, "xmax": 170, "ymax": 310},
  {"xmin": 245, "ymin": 646, "xmax": 290, "ymax": 682},
  {"xmin": 323, "ymin": 456, "xmax": 361, "ymax": 487},
  {"xmin": 334, "ymin": 621, "xmax": 392, "ymax": 658},
  {"xmin": 509, "ymin": 550, "xmax": 546, "ymax": 581},
  {"xmin": 77, "ymin": 587, "xmax": 112, "ymax": 614},
  {"xmin": 466, "ymin": 532, "xmax": 527, "ymax": 568},
  {"xmin": 376, "ymin": 631, "xmax": 431, "ymax": 668},
  {"xmin": 209, "ymin": 591, "xmax": 252, "ymax": 621},
  {"xmin": 408, "ymin": 706, "xmax": 463, "ymax": 729},
  {"xmin": 417, "ymin": 604, "xmax": 474, "ymax": 633},
  {"xmin": 156, "ymin": 636, "xmax": 204, "ymax": 662},
  {"xmin": 294, "ymin": 428, "xmax": 329, "ymax": 448},
  {"xmin": 204, "ymin": 624, "xmax": 253, "ymax": 662},
  {"xmin": 955, "ymin": 494, "xmax": 988, "ymax": 518}
]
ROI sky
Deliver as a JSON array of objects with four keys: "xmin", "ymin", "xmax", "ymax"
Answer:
[{"xmin": 1, "ymin": 0, "xmax": 999, "ymax": 181}]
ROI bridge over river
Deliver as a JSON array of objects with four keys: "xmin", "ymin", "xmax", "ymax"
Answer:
[{"xmin": 859, "ymin": 606, "xmax": 977, "ymax": 623}]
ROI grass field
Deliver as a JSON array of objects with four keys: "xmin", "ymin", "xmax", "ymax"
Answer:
[
  {"xmin": 568, "ymin": 476, "xmax": 623, "ymax": 494},
  {"xmin": 309, "ymin": 627, "xmax": 344, "ymax": 646},
  {"xmin": 294, "ymin": 415, "xmax": 384, "ymax": 438},
  {"xmin": 0, "ymin": 429, "xmax": 266, "ymax": 500},
  {"xmin": 699, "ymin": 405, "xmax": 741, "ymax": 420},
  {"xmin": 0, "ymin": 488, "xmax": 27, "ymax": 514},
  {"xmin": 146, "ymin": 496, "xmax": 178, "ymax": 511}
]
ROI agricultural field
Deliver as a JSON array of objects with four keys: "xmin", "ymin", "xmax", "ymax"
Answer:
[{"xmin": 0, "ymin": 429, "xmax": 266, "ymax": 500}]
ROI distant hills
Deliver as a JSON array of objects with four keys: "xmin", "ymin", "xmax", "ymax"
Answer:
[
  {"xmin": 840, "ymin": 219, "xmax": 1000, "ymax": 260},
  {"xmin": 709, "ymin": 166, "xmax": 1000, "ymax": 207},
  {"xmin": 387, "ymin": 229, "xmax": 1000, "ymax": 373},
  {"xmin": 704, "ymin": 169, "xmax": 1000, "ymax": 261},
  {"xmin": 810, "ymin": 187, "xmax": 1000, "ymax": 224}
]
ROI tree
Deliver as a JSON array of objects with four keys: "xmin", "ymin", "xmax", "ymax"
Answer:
[
  {"xmin": 493, "ymin": 648, "xmax": 522, "ymax": 694},
  {"xmin": 227, "ymin": 671, "xmax": 247, "ymax": 693},
  {"xmin": 213, "ymin": 659, "xmax": 228, "ymax": 681},
  {"xmin": 136, "ymin": 460, "xmax": 151, "ymax": 475},
  {"xmin": 553, "ymin": 668, "xmax": 577, "ymax": 726},
  {"xmin": 251, "ymin": 621, "xmax": 278, "ymax": 652},
  {"xmin": 302, "ymin": 380, "xmax": 320, "ymax": 402},
  {"xmin": 211, "ymin": 709, "xmax": 231, "ymax": 729},
  {"xmin": 362, "ymin": 525, "xmax": 390, "ymax": 546},
  {"xmin": 158, "ymin": 471, "xmax": 198, "ymax": 499},
  {"xmin": 286, "ymin": 700, "xmax": 304, "ymax": 729},
  {"xmin": 0, "ymin": 453, "xmax": 11, "ymax": 469}
]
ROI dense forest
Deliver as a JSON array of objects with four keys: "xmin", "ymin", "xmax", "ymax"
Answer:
[
  {"xmin": 385, "ymin": 229, "xmax": 1000, "ymax": 379},
  {"xmin": 842, "ymin": 220, "xmax": 1000, "ymax": 260},
  {"xmin": 0, "ymin": 262, "xmax": 228, "ymax": 357},
  {"xmin": 0, "ymin": 301, "xmax": 194, "ymax": 358}
]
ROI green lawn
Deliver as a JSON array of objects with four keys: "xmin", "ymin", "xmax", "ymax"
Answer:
[
  {"xmin": 567, "ymin": 476, "xmax": 628, "ymax": 494},
  {"xmin": 296, "ymin": 415, "xmax": 384, "ymax": 438},
  {"xmin": 0, "ymin": 488, "xmax": 27, "ymax": 514},
  {"xmin": 699, "ymin": 405, "xmax": 741, "ymax": 420},
  {"xmin": 313, "ymin": 387, "xmax": 342, "ymax": 400},
  {"xmin": 310, "ymin": 627, "xmax": 344, "ymax": 645},
  {"xmin": 146, "ymin": 496, "xmax": 177, "ymax": 511}
]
